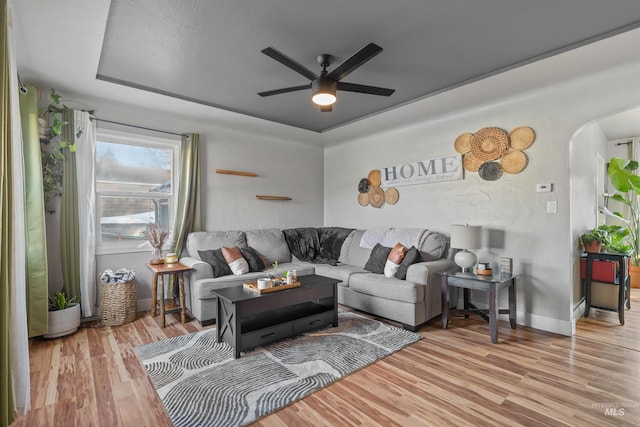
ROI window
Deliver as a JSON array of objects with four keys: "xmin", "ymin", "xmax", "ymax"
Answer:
[{"xmin": 95, "ymin": 129, "xmax": 180, "ymax": 254}]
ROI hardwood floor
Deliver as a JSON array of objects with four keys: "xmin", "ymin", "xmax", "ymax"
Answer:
[{"xmin": 11, "ymin": 291, "xmax": 640, "ymax": 426}]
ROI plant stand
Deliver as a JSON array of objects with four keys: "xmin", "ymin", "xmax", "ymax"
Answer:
[{"xmin": 584, "ymin": 252, "xmax": 630, "ymax": 325}]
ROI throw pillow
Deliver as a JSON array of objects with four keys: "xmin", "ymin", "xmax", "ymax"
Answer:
[
  {"xmin": 221, "ymin": 246, "xmax": 250, "ymax": 276},
  {"xmin": 364, "ymin": 244, "xmax": 392, "ymax": 274},
  {"xmin": 396, "ymin": 246, "xmax": 421, "ymax": 280},
  {"xmin": 240, "ymin": 246, "xmax": 266, "ymax": 272},
  {"xmin": 198, "ymin": 249, "xmax": 232, "ymax": 278},
  {"xmin": 384, "ymin": 243, "xmax": 408, "ymax": 278}
]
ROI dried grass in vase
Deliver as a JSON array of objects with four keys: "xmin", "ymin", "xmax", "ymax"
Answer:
[{"xmin": 140, "ymin": 223, "xmax": 170, "ymax": 264}]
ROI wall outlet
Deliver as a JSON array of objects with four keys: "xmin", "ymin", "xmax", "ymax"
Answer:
[{"xmin": 547, "ymin": 200, "xmax": 557, "ymax": 213}]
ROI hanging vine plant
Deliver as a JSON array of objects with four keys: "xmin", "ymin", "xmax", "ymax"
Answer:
[{"xmin": 39, "ymin": 88, "xmax": 92, "ymax": 207}]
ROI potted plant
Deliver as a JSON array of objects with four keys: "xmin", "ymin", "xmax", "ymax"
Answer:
[
  {"xmin": 43, "ymin": 291, "xmax": 81, "ymax": 338},
  {"xmin": 39, "ymin": 88, "xmax": 92, "ymax": 209},
  {"xmin": 581, "ymin": 228, "xmax": 607, "ymax": 253},
  {"xmin": 606, "ymin": 157, "xmax": 640, "ymax": 286},
  {"xmin": 598, "ymin": 224, "xmax": 632, "ymax": 254}
]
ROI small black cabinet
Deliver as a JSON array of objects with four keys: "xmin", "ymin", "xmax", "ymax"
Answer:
[{"xmin": 584, "ymin": 252, "xmax": 631, "ymax": 325}]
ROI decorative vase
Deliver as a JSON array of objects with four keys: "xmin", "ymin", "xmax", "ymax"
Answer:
[
  {"xmin": 150, "ymin": 247, "xmax": 164, "ymax": 265},
  {"xmin": 44, "ymin": 303, "xmax": 81, "ymax": 338}
]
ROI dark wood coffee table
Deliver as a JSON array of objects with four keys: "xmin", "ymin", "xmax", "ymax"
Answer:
[{"xmin": 212, "ymin": 274, "xmax": 339, "ymax": 358}]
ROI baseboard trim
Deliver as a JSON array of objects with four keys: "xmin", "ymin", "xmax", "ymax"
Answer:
[
  {"xmin": 502, "ymin": 311, "xmax": 573, "ymax": 337},
  {"xmin": 137, "ymin": 298, "xmax": 152, "ymax": 312}
]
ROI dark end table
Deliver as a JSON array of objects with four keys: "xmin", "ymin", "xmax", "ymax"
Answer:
[{"xmin": 439, "ymin": 269, "xmax": 516, "ymax": 344}]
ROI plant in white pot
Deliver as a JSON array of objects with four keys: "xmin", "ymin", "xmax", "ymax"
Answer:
[{"xmin": 43, "ymin": 291, "xmax": 81, "ymax": 338}]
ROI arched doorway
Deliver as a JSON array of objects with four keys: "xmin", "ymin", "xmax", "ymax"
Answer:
[{"xmin": 571, "ymin": 106, "xmax": 640, "ymax": 334}]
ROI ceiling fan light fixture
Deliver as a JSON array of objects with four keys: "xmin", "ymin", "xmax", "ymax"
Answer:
[{"xmin": 311, "ymin": 78, "xmax": 337, "ymax": 106}]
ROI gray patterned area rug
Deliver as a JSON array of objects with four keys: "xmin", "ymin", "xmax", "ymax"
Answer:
[{"xmin": 136, "ymin": 312, "xmax": 422, "ymax": 427}]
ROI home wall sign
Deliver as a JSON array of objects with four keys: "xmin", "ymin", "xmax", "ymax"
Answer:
[{"xmin": 379, "ymin": 155, "xmax": 463, "ymax": 188}]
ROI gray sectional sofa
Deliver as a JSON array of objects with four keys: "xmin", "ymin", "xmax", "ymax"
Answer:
[{"xmin": 179, "ymin": 227, "xmax": 456, "ymax": 330}]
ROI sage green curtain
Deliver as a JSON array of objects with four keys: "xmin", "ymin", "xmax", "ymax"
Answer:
[
  {"xmin": 2, "ymin": 2, "xmax": 31, "ymax": 422},
  {"xmin": 1, "ymin": 1, "xmax": 15, "ymax": 424},
  {"xmin": 18, "ymin": 85, "xmax": 48, "ymax": 337},
  {"xmin": 172, "ymin": 133, "xmax": 202, "ymax": 257},
  {"xmin": 0, "ymin": 0, "xmax": 14, "ymax": 426},
  {"xmin": 60, "ymin": 109, "xmax": 80, "ymax": 301}
]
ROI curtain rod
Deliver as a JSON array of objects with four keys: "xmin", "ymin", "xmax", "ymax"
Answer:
[
  {"xmin": 615, "ymin": 140, "xmax": 633, "ymax": 146},
  {"xmin": 90, "ymin": 117, "xmax": 184, "ymax": 137},
  {"xmin": 17, "ymin": 73, "xmax": 28, "ymax": 94}
]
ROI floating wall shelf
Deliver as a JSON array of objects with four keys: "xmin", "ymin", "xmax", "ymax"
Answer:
[
  {"xmin": 216, "ymin": 169, "xmax": 258, "ymax": 177},
  {"xmin": 256, "ymin": 195, "xmax": 292, "ymax": 201}
]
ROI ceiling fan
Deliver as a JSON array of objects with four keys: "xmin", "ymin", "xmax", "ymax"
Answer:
[{"xmin": 258, "ymin": 42, "xmax": 395, "ymax": 112}]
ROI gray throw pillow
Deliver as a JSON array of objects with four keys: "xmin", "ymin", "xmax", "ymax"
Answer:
[
  {"xmin": 396, "ymin": 246, "xmax": 421, "ymax": 280},
  {"xmin": 198, "ymin": 249, "xmax": 232, "ymax": 278},
  {"xmin": 364, "ymin": 244, "xmax": 392, "ymax": 274},
  {"xmin": 240, "ymin": 247, "xmax": 265, "ymax": 272}
]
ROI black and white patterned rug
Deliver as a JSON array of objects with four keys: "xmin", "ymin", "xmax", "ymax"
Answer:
[{"xmin": 136, "ymin": 312, "xmax": 422, "ymax": 427}]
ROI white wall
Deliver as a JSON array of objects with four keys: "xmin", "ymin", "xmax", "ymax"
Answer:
[{"xmin": 323, "ymin": 37, "xmax": 640, "ymax": 336}]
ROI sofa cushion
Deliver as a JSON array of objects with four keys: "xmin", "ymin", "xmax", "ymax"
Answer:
[
  {"xmin": 338, "ymin": 230, "xmax": 355, "ymax": 263},
  {"xmin": 313, "ymin": 263, "xmax": 367, "ymax": 286},
  {"xmin": 221, "ymin": 246, "xmax": 249, "ymax": 276},
  {"xmin": 340, "ymin": 230, "xmax": 372, "ymax": 267},
  {"xmin": 349, "ymin": 273, "xmax": 425, "ymax": 303},
  {"xmin": 396, "ymin": 246, "xmax": 421, "ymax": 280},
  {"xmin": 364, "ymin": 244, "xmax": 392, "ymax": 274},
  {"xmin": 198, "ymin": 249, "xmax": 233, "ymax": 278},
  {"xmin": 246, "ymin": 228, "xmax": 291, "ymax": 265},
  {"xmin": 187, "ymin": 231, "xmax": 246, "ymax": 260},
  {"xmin": 384, "ymin": 243, "xmax": 408, "ymax": 278},
  {"xmin": 419, "ymin": 231, "xmax": 447, "ymax": 261},
  {"xmin": 240, "ymin": 246, "xmax": 265, "ymax": 272}
]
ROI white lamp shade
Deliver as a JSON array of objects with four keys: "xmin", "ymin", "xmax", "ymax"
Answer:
[{"xmin": 450, "ymin": 225, "xmax": 482, "ymax": 249}]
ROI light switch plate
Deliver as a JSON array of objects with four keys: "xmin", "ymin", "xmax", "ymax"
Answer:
[
  {"xmin": 547, "ymin": 200, "xmax": 557, "ymax": 213},
  {"xmin": 537, "ymin": 183, "xmax": 553, "ymax": 192}
]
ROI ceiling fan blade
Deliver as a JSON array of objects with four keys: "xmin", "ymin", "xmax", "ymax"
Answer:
[
  {"xmin": 337, "ymin": 82, "xmax": 395, "ymax": 96},
  {"xmin": 258, "ymin": 84, "xmax": 311, "ymax": 97},
  {"xmin": 320, "ymin": 105, "xmax": 332, "ymax": 112},
  {"xmin": 261, "ymin": 47, "xmax": 318, "ymax": 81},
  {"xmin": 327, "ymin": 43, "xmax": 383, "ymax": 81}
]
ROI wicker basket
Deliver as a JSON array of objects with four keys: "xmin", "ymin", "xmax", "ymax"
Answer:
[{"xmin": 101, "ymin": 279, "xmax": 137, "ymax": 326}]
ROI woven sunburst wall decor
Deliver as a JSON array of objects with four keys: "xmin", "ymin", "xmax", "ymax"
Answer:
[
  {"xmin": 454, "ymin": 126, "xmax": 535, "ymax": 181},
  {"xmin": 356, "ymin": 169, "xmax": 400, "ymax": 209}
]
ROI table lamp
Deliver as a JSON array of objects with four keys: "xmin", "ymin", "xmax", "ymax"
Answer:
[{"xmin": 451, "ymin": 224, "xmax": 482, "ymax": 272}]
